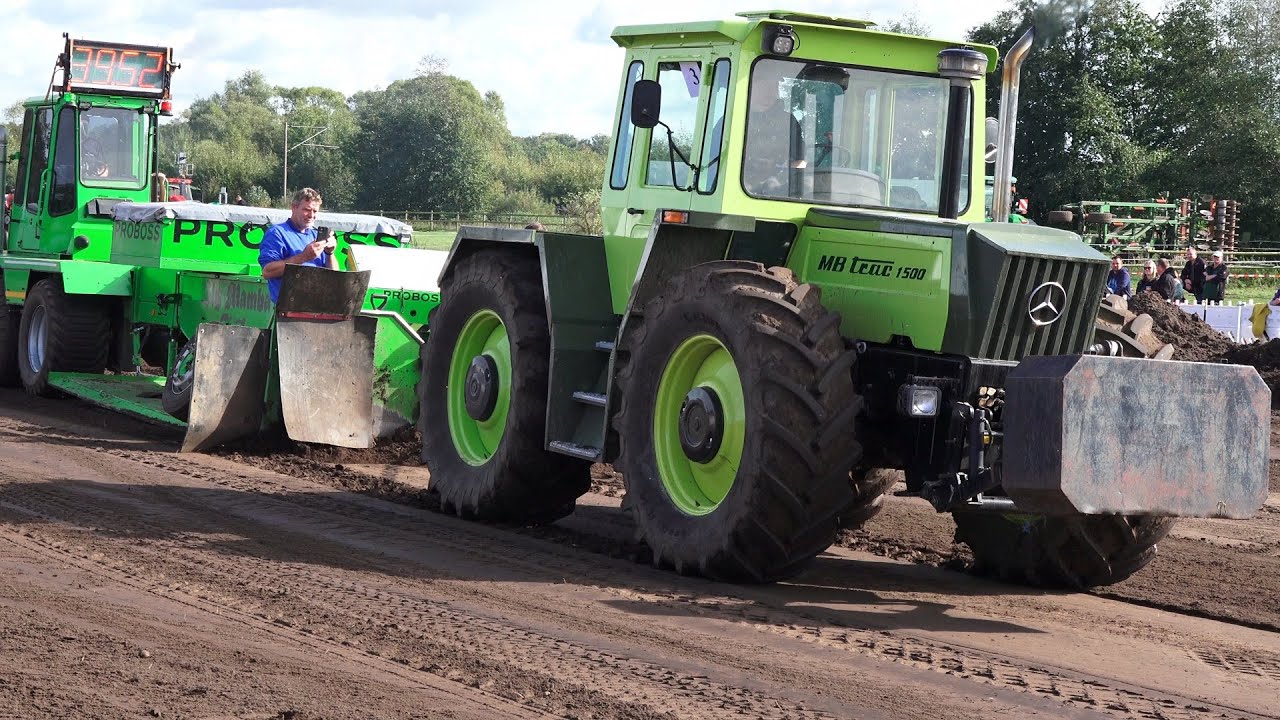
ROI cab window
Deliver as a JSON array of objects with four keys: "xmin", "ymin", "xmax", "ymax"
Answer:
[
  {"xmin": 644, "ymin": 61, "xmax": 701, "ymax": 189},
  {"xmin": 609, "ymin": 61, "xmax": 643, "ymax": 190},
  {"xmin": 697, "ymin": 59, "xmax": 731, "ymax": 194}
]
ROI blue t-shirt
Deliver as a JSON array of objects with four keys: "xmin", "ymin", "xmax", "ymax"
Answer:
[{"xmin": 258, "ymin": 219, "xmax": 326, "ymax": 302}]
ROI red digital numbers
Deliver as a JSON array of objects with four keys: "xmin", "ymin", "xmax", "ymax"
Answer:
[{"xmin": 66, "ymin": 42, "xmax": 167, "ymax": 95}]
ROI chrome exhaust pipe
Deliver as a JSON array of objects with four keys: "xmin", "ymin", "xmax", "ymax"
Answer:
[{"xmin": 991, "ymin": 28, "xmax": 1034, "ymax": 223}]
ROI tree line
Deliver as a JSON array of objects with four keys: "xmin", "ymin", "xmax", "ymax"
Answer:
[
  {"xmin": 154, "ymin": 61, "xmax": 607, "ymax": 222},
  {"xmin": 970, "ymin": 0, "xmax": 1280, "ymax": 244},
  {"xmin": 3, "ymin": 0, "xmax": 1277, "ymax": 243}
]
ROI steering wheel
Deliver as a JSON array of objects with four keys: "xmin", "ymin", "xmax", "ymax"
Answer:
[{"xmin": 814, "ymin": 142, "xmax": 853, "ymax": 168}]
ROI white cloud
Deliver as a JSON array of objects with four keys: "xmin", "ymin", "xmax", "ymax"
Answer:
[{"xmin": 1, "ymin": 0, "xmax": 1169, "ymax": 138}]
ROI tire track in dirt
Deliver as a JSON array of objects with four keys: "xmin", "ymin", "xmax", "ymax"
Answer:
[
  {"xmin": 1, "ymin": 416, "xmax": 1275, "ymax": 720},
  {"xmin": 0, "ymin": 514, "xmax": 553, "ymax": 720},
  {"xmin": 0, "ymin": 461, "xmax": 839, "ymax": 719}
]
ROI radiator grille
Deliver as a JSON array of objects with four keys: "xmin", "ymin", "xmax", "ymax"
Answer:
[{"xmin": 979, "ymin": 254, "xmax": 1106, "ymax": 361}]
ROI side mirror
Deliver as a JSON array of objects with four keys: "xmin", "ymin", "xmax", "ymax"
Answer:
[
  {"xmin": 984, "ymin": 117, "xmax": 999, "ymax": 163},
  {"xmin": 631, "ymin": 79, "xmax": 661, "ymax": 129}
]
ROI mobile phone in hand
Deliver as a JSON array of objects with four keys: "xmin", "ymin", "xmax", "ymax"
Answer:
[{"xmin": 317, "ymin": 226, "xmax": 336, "ymax": 252}]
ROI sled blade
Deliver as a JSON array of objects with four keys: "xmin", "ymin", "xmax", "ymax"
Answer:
[{"xmin": 180, "ymin": 324, "xmax": 270, "ymax": 453}]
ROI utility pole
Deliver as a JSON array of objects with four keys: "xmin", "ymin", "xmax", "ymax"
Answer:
[{"xmin": 282, "ymin": 121, "xmax": 337, "ymax": 200}]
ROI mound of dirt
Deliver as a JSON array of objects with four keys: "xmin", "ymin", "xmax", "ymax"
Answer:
[
  {"xmin": 293, "ymin": 425, "xmax": 425, "ymax": 466},
  {"xmin": 213, "ymin": 425, "xmax": 425, "ymax": 467},
  {"xmin": 1126, "ymin": 293, "xmax": 1236, "ymax": 362},
  {"xmin": 1223, "ymin": 340, "xmax": 1280, "ymax": 404}
]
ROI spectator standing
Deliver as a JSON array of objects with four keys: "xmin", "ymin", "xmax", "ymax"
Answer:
[
  {"xmin": 258, "ymin": 188, "xmax": 338, "ymax": 303},
  {"xmin": 1202, "ymin": 250, "xmax": 1228, "ymax": 302},
  {"xmin": 1106, "ymin": 256, "xmax": 1131, "ymax": 298},
  {"xmin": 1181, "ymin": 246, "xmax": 1206, "ymax": 303},
  {"xmin": 1156, "ymin": 257, "xmax": 1183, "ymax": 301},
  {"xmin": 1135, "ymin": 260, "xmax": 1158, "ymax": 294}
]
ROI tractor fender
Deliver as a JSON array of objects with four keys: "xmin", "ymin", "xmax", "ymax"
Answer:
[
  {"xmin": 437, "ymin": 226, "xmax": 543, "ymax": 288},
  {"xmin": 618, "ymin": 211, "xmax": 756, "ymax": 322},
  {"xmin": 0, "ymin": 266, "xmax": 31, "ymax": 304},
  {"xmin": 58, "ymin": 260, "xmax": 133, "ymax": 296}
]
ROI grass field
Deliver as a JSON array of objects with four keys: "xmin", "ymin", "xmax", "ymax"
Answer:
[{"xmin": 411, "ymin": 230, "xmax": 456, "ymax": 251}]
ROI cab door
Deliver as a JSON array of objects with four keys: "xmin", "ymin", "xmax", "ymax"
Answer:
[
  {"xmin": 7, "ymin": 107, "xmax": 53, "ymax": 252},
  {"xmin": 601, "ymin": 50, "xmax": 717, "ymax": 313}
]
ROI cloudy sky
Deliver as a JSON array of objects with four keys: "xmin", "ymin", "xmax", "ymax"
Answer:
[{"xmin": 1, "ymin": 0, "xmax": 1167, "ymax": 139}]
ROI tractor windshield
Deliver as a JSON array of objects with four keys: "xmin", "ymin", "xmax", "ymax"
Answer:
[
  {"xmin": 744, "ymin": 58, "xmax": 970, "ymax": 214},
  {"xmin": 80, "ymin": 107, "xmax": 151, "ymax": 189}
]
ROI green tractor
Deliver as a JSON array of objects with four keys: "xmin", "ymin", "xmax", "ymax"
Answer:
[
  {"xmin": 421, "ymin": 11, "xmax": 1269, "ymax": 588},
  {"xmin": 0, "ymin": 36, "xmax": 439, "ymax": 450}
]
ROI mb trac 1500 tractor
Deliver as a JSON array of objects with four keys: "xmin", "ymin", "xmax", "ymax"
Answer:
[{"xmin": 422, "ymin": 11, "xmax": 1268, "ymax": 588}]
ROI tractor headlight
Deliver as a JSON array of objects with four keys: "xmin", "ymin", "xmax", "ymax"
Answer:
[{"xmin": 898, "ymin": 384, "xmax": 941, "ymax": 418}]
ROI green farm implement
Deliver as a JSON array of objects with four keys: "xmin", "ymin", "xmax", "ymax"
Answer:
[
  {"xmin": 1049, "ymin": 198, "xmax": 1244, "ymax": 254},
  {"xmin": 0, "ymin": 37, "xmax": 441, "ymax": 450}
]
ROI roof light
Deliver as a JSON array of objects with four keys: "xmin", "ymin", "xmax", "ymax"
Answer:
[
  {"xmin": 661, "ymin": 210, "xmax": 689, "ymax": 224},
  {"xmin": 762, "ymin": 24, "xmax": 797, "ymax": 56},
  {"xmin": 937, "ymin": 47, "xmax": 987, "ymax": 81},
  {"xmin": 159, "ymin": 99, "xmax": 173, "ymax": 115}
]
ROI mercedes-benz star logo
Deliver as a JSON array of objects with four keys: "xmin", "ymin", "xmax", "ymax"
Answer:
[{"xmin": 1027, "ymin": 281, "xmax": 1067, "ymax": 326}]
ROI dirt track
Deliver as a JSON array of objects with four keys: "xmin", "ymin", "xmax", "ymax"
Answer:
[{"xmin": 1, "ymin": 388, "xmax": 1278, "ymax": 719}]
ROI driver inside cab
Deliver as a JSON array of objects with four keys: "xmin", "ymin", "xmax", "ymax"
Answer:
[{"xmin": 743, "ymin": 59, "xmax": 807, "ymax": 196}]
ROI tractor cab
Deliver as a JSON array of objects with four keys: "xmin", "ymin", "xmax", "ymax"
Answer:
[
  {"xmin": 599, "ymin": 11, "xmax": 995, "ymax": 312},
  {"xmin": 1, "ymin": 37, "xmax": 174, "ymax": 261}
]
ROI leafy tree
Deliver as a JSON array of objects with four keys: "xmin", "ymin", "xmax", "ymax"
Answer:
[
  {"xmin": 279, "ymin": 86, "xmax": 358, "ymax": 209},
  {"xmin": 969, "ymin": 0, "xmax": 1160, "ymax": 222},
  {"xmin": 2, "ymin": 100, "xmax": 22, "ymax": 190},
  {"xmin": 350, "ymin": 70, "xmax": 508, "ymax": 212},
  {"xmin": 1144, "ymin": 0, "xmax": 1280, "ymax": 242}
]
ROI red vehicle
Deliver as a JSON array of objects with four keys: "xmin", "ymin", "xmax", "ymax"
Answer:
[{"xmin": 168, "ymin": 176, "xmax": 199, "ymax": 202}]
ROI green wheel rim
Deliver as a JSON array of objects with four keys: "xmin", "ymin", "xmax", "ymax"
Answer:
[
  {"xmin": 168, "ymin": 344, "xmax": 196, "ymax": 394},
  {"xmin": 446, "ymin": 309, "xmax": 511, "ymax": 466},
  {"xmin": 653, "ymin": 334, "xmax": 745, "ymax": 515}
]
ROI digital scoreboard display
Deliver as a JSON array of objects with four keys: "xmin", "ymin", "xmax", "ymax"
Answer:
[{"xmin": 62, "ymin": 38, "xmax": 172, "ymax": 98}]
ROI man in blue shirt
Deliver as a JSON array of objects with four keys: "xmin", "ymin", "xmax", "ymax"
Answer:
[
  {"xmin": 258, "ymin": 187, "xmax": 338, "ymax": 302},
  {"xmin": 1105, "ymin": 255, "xmax": 1131, "ymax": 298}
]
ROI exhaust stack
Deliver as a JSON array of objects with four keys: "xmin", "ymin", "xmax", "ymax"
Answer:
[{"xmin": 991, "ymin": 28, "xmax": 1034, "ymax": 223}]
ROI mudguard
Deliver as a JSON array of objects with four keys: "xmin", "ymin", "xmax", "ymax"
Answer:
[{"xmin": 1001, "ymin": 355, "xmax": 1270, "ymax": 518}]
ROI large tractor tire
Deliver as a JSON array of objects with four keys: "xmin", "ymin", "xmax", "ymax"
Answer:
[
  {"xmin": 953, "ymin": 512, "xmax": 1175, "ymax": 588},
  {"xmin": 162, "ymin": 338, "xmax": 196, "ymax": 421},
  {"xmin": 420, "ymin": 249, "xmax": 589, "ymax": 524},
  {"xmin": 0, "ymin": 279, "xmax": 20, "ymax": 388},
  {"xmin": 1046, "ymin": 210, "xmax": 1074, "ymax": 227},
  {"xmin": 614, "ymin": 261, "xmax": 862, "ymax": 582},
  {"xmin": 17, "ymin": 279, "xmax": 111, "ymax": 396}
]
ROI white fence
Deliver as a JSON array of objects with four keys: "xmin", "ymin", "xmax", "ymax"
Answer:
[{"xmin": 1172, "ymin": 300, "xmax": 1278, "ymax": 343}]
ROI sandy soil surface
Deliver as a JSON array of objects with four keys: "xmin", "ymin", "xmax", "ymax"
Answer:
[{"xmin": 1, "ymin": 388, "xmax": 1278, "ymax": 720}]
